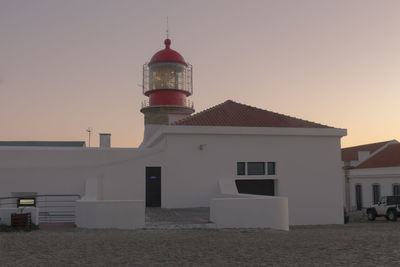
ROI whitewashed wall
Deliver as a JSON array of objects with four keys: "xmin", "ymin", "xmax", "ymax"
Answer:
[
  {"xmin": 0, "ymin": 147, "xmax": 163, "ymax": 201},
  {"xmin": 148, "ymin": 126, "xmax": 345, "ymax": 225},
  {"xmin": 349, "ymin": 167, "xmax": 400, "ymax": 210}
]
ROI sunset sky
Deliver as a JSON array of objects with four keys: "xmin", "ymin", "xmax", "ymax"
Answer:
[{"xmin": 1, "ymin": 0, "xmax": 399, "ymax": 148}]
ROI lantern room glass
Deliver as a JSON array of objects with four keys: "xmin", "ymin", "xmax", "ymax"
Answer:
[{"xmin": 149, "ymin": 62, "xmax": 185, "ymax": 90}]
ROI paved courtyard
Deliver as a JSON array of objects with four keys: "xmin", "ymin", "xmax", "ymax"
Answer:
[{"xmin": 2, "ymin": 219, "xmax": 400, "ymax": 266}]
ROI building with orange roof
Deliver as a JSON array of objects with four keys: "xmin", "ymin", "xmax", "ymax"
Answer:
[{"xmin": 342, "ymin": 140, "xmax": 400, "ymax": 211}]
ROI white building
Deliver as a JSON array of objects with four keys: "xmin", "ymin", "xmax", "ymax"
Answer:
[
  {"xmin": 342, "ymin": 140, "xmax": 400, "ymax": 211},
  {"xmin": 0, "ymin": 38, "xmax": 347, "ymax": 230}
]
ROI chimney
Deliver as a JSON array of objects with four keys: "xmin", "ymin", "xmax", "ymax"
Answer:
[{"xmin": 99, "ymin": 133, "xmax": 111, "ymax": 148}]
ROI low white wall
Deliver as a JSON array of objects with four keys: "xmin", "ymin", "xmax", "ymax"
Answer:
[
  {"xmin": 0, "ymin": 208, "xmax": 39, "ymax": 225},
  {"xmin": 210, "ymin": 179, "xmax": 289, "ymax": 231},
  {"xmin": 75, "ymin": 200, "xmax": 145, "ymax": 229},
  {"xmin": 210, "ymin": 195, "xmax": 289, "ymax": 231},
  {"xmin": 81, "ymin": 179, "xmax": 100, "ymax": 200},
  {"xmin": 218, "ymin": 178, "xmax": 239, "ymax": 195}
]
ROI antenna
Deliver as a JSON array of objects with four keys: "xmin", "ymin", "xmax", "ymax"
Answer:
[
  {"xmin": 86, "ymin": 127, "xmax": 92, "ymax": 148},
  {"xmin": 166, "ymin": 16, "xmax": 169, "ymax": 39}
]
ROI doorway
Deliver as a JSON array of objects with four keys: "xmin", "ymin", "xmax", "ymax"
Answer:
[{"xmin": 146, "ymin": 167, "xmax": 161, "ymax": 207}]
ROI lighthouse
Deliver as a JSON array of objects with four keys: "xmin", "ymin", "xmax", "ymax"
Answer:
[{"xmin": 141, "ymin": 38, "xmax": 194, "ymax": 143}]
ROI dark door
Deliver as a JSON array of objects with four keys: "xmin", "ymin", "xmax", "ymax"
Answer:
[
  {"xmin": 146, "ymin": 167, "xmax": 161, "ymax": 207},
  {"xmin": 355, "ymin": 184, "xmax": 362, "ymax": 210},
  {"xmin": 235, "ymin": 179, "xmax": 275, "ymax": 196}
]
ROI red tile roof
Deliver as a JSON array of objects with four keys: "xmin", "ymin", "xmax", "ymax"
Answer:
[
  {"xmin": 341, "ymin": 140, "xmax": 393, "ymax": 162},
  {"xmin": 356, "ymin": 143, "xmax": 400, "ymax": 169},
  {"xmin": 172, "ymin": 100, "xmax": 332, "ymax": 128}
]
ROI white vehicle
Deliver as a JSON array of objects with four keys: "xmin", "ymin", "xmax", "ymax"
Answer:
[{"xmin": 366, "ymin": 196, "xmax": 400, "ymax": 221}]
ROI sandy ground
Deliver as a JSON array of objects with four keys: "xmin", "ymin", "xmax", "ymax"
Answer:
[{"xmin": 2, "ymin": 220, "xmax": 400, "ymax": 266}]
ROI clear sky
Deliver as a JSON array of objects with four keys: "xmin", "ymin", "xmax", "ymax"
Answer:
[{"xmin": 1, "ymin": 0, "xmax": 399, "ymax": 148}]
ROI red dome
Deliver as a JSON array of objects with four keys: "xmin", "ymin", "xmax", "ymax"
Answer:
[{"xmin": 149, "ymin": 39, "xmax": 187, "ymax": 66}]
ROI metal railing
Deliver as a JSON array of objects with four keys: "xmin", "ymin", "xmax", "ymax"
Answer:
[
  {"xmin": 0, "ymin": 194, "xmax": 80, "ymax": 223},
  {"xmin": 141, "ymin": 99, "xmax": 194, "ymax": 109}
]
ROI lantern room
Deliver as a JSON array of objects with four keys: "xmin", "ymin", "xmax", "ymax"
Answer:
[{"xmin": 142, "ymin": 39, "xmax": 193, "ymax": 107}]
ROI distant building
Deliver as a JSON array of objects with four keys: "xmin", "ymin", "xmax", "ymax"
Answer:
[{"xmin": 342, "ymin": 140, "xmax": 400, "ymax": 210}]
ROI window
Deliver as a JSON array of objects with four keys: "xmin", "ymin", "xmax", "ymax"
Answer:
[
  {"xmin": 267, "ymin": 162, "xmax": 276, "ymax": 175},
  {"xmin": 247, "ymin": 162, "xmax": 265, "ymax": 175},
  {"xmin": 393, "ymin": 184, "xmax": 400, "ymax": 196},
  {"xmin": 17, "ymin": 198, "xmax": 36, "ymax": 208},
  {"xmin": 372, "ymin": 184, "xmax": 380, "ymax": 205},
  {"xmin": 236, "ymin": 161, "xmax": 277, "ymax": 176},
  {"xmin": 355, "ymin": 184, "xmax": 362, "ymax": 210},
  {"xmin": 237, "ymin": 162, "xmax": 245, "ymax": 176}
]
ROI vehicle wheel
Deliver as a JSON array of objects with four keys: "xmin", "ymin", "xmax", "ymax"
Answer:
[
  {"xmin": 367, "ymin": 210, "xmax": 376, "ymax": 221},
  {"xmin": 388, "ymin": 210, "xmax": 398, "ymax": 221}
]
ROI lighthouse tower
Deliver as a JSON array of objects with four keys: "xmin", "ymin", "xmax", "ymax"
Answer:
[{"xmin": 141, "ymin": 38, "xmax": 194, "ymax": 143}]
